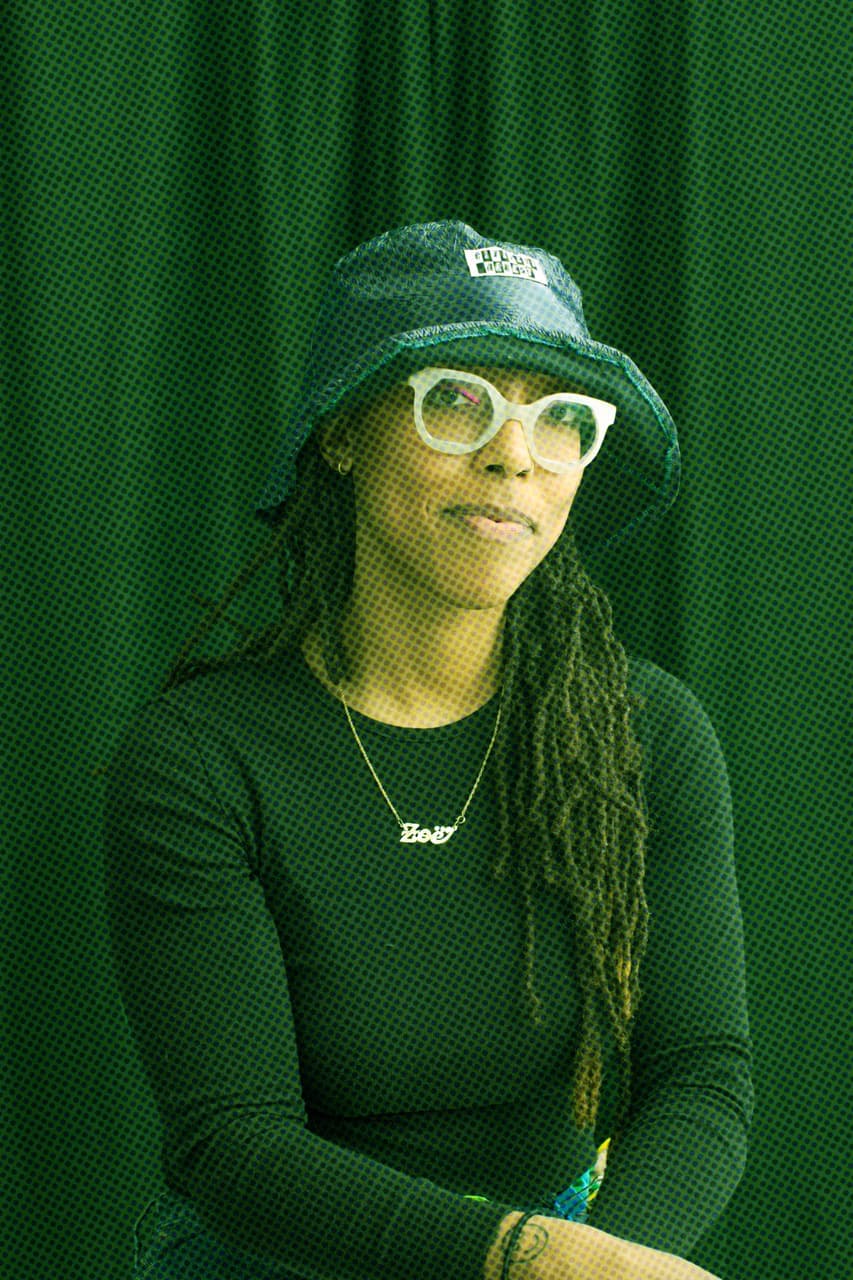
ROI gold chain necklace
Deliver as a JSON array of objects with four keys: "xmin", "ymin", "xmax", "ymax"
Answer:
[{"xmin": 338, "ymin": 688, "xmax": 503, "ymax": 845}]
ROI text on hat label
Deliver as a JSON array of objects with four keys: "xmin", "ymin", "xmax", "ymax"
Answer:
[{"xmin": 464, "ymin": 247, "xmax": 548, "ymax": 285}]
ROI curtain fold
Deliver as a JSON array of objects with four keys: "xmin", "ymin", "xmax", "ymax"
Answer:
[{"xmin": 2, "ymin": 3, "xmax": 847, "ymax": 1277}]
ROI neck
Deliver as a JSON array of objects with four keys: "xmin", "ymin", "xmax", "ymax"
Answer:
[{"xmin": 303, "ymin": 592, "xmax": 505, "ymax": 728}]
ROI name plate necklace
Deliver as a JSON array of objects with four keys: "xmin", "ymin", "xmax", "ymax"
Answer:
[{"xmin": 338, "ymin": 688, "xmax": 503, "ymax": 845}]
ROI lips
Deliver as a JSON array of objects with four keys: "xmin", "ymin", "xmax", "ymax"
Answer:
[
  {"xmin": 445, "ymin": 503, "xmax": 535, "ymax": 530},
  {"xmin": 443, "ymin": 502, "xmax": 536, "ymax": 545}
]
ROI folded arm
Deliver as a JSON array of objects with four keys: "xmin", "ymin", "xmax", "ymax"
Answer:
[
  {"xmin": 587, "ymin": 667, "xmax": 754, "ymax": 1253},
  {"xmin": 104, "ymin": 696, "xmax": 509, "ymax": 1280}
]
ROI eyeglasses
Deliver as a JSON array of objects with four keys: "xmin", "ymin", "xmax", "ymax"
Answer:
[{"xmin": 406, "ymin": 368, "xmax": 616, "ymax": 472}]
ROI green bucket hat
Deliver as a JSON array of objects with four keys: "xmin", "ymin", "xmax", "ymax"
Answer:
[{"xmin": 255, "ymin": 220, "xmax": 680, "ymax": 554}]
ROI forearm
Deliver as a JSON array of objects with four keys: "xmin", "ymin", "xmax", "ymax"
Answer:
[
  {"xmin": 181, "ymin": 1115, "xmax": 510, "ymax": 1280},
  {"xmin": 482, "ymin": 1213, "xmax": 722, "ymax": 1280},
  {"xmin": 587, "ymin": 1091, "xmax": 750, "ymax": 1254}
]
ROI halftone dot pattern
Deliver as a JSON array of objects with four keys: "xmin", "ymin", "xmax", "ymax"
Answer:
[{"xmin": 2, "ymin": 4, "xmax": 849, "ymax": 1279}]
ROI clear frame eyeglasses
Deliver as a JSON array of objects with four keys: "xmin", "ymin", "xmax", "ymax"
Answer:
[{"xmin": 406, "ymin": 367, "xmax": 617, "ymax": 472}]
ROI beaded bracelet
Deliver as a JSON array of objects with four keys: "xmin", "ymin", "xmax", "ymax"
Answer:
[{"xmin": 500, "ymin": 1208, "xmax": 545, "ymax": 1280}]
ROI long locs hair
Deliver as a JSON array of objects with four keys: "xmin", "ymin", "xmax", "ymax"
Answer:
[{"xmin": 165, "ymin": 439, "xmax": 649, "ymax": 1133}]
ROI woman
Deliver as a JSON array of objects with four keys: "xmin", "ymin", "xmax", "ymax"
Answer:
[{"xmin": 105, "ymin": 221, "xmax": 752, "ymax": 1280}]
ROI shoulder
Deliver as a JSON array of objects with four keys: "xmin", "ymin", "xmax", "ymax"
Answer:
[
  {"xmin": 162, "ymin": 651, "xmax": 304, "ymax": 720},
  {"xmin": 628, "ymin": 656, "xmax": 718, "ymax": 739},
  {"xmin": 627, "ymin": 654, "xmax": 702, "ymax": 707},
  {"xmin": 106, "ymin": 650, "xmax": 310, "ymax": 788},
  {"xmin": 129, "ymin": 650, "xmax": 305, "ymax": 734},
  {"xmin": 626, "ymin": 657, "xmax": 729, "ymax": 798}
]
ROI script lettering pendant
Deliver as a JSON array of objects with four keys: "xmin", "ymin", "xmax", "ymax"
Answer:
[{"xmin": 399, "ymin": 822, "xmax": 458, "ymax": 845}]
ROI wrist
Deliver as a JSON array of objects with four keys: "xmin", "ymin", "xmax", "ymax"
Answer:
[{"xmin": 484, "ymin": 1212, "xmax": 551, "ymax": 1280}]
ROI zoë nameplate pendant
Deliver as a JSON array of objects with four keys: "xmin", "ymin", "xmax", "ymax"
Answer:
[{"xmin": 399, "ymin": 823, "xmax": 457, "ymax": 845}]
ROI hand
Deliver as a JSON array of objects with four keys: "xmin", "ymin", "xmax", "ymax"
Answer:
[{"xmin": 484, "ymin": 1213, "xmax": 722, "ymax": 1280}]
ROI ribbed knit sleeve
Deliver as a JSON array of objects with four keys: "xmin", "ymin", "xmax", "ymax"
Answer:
[{"xmin": 586, "ymin": 663, "xmax": 753, "ymax": 1252}]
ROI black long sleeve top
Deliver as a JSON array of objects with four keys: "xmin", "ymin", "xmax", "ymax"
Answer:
[{"xmin": 104, "ymin": 651, "xmax": 752, "ymax": 1279}]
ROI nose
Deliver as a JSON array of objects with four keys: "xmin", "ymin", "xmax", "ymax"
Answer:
[{"xmin": 477, "ymin": 415, "xmax": 534, "ymax": 477}]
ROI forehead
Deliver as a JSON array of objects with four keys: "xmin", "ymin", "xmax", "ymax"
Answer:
[{"xmin": 414, "ymin": 364, "xmax": 587, "ymax": 400}]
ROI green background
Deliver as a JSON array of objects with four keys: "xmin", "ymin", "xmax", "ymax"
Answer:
[{"xmin": 2, "ymin": 3, "xmax": 849, "ymax": 1277}]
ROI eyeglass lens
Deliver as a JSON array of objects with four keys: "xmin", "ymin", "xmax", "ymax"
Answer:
[{"xmin": 421, "ymin": 375, "xmax": 598, "ymax": 463}]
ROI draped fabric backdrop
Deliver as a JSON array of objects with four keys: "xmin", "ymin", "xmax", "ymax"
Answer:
[{"xmin": 2, "ymin": 3, "xmax": 848, "ymax": 1278}]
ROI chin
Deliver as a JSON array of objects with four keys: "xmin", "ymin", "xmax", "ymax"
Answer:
[{"xmin": 430, "ymin": 567, "xmax": 531, "ymax": 613}]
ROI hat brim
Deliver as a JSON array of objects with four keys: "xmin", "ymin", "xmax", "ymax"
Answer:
[{"xmin": 256, "ymin": 326, "xmax": 680, "ymax": 556}]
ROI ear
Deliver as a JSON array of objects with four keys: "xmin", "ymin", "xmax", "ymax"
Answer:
[{"xmin": 316, "ymin": 409, "xmax": 355, "ymax": 471}]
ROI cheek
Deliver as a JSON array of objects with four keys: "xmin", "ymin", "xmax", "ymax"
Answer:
[
  {"xmin": 351, "ymin": 456, "xmax": 434, "ymax": 546},
  {"xmin": 541, "ymin": 475, "xmax": 583, "ymax": 539},
  {"xmin": 355, "ymin": 434, "xmax": 451, "ymax": 522}
]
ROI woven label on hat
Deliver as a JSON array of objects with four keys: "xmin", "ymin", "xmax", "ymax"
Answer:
[{"xmin": 464, "ymin": 247, "xmax": 548, "ymax": 285}]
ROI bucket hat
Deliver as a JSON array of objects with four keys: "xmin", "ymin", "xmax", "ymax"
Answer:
[{"xmin": 255, "ymin": 220, "xmax": 680, "ymax": 554}]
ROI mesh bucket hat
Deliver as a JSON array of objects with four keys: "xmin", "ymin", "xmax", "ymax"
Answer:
[{"xmin": 255, "ymin": 220, "xmax": 680, "ymax": 554}]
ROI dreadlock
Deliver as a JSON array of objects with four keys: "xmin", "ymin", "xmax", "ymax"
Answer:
[
  {"xmin": 492, "ymin": 532, "xmax": 648, "ymax": 1132},
  {"xmin": 165, "ymin": 436, "xmax": 649, "ymax": 1134}
]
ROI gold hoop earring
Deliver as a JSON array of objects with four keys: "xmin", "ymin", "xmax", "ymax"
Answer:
[{"xmin": 336, "ymin": 459, "xmax": 351, "ymax": 476}]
